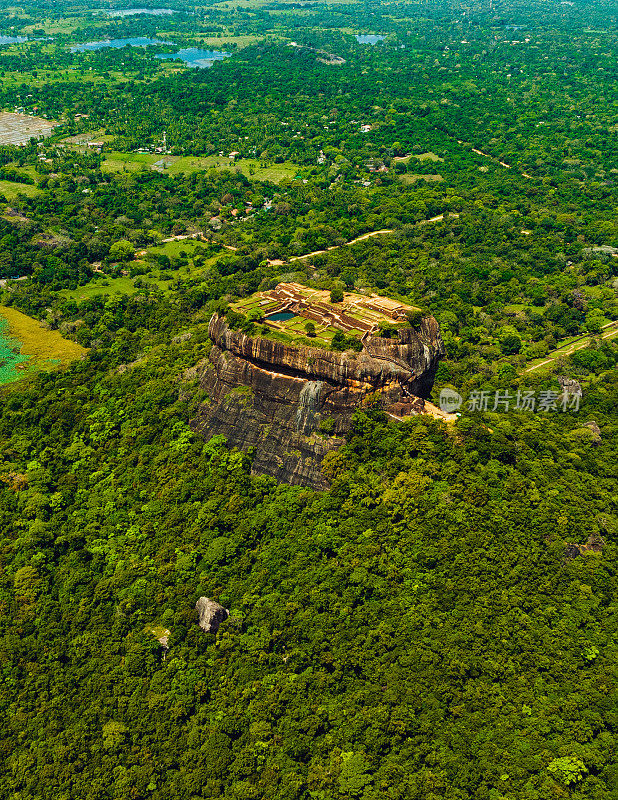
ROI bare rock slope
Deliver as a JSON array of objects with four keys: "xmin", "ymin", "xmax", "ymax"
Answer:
[{"xmin": 189, "ymin": 313, "xmax": 445, "ymax": 488}]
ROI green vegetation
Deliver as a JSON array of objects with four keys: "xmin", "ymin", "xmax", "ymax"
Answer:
[
  {"xmin": 0, "ymin": 305, "xmax": 85, "ymax": 377},
  {"xmin": 59, "ymin": 276, "xmax": 142, "ymax": 301},
  {"xmin": 0, "ymin": 179, "xmax": 40, "ymax": 201},
  {"xmin": 0, "ymin": 0, "xmax": 617, "ymax": 797}
]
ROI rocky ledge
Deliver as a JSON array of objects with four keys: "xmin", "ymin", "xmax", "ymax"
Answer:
[{"xmin": 188, "ymin": 313, "xmax": 445, "ymax": 488}]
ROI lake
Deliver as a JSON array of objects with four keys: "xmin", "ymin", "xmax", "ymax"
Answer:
[
  {"xmin": 0, "ymin": 36, "xmax": 27, "ymax": 45},
  {"xmin": 72, "ymin": 37, "xmax": 173, "ymax": 52},
  {"xmin": 155, "ymin": 48, "xmax": 231, "ymax": 68},
  {"xmin": 355, "ymin": 34, "xmax": 385, "ymax": 45}
]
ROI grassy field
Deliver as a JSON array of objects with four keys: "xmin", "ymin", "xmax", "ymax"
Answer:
[
  {"xmin": 61, "ymin": 131, "xmax": 115, "ymax": 145},
  {"xmin": 148, "ymin": 239, "xmax": 207, "ymax": 259},
  {"xmin": 414, "ymin": 152, "xmax": 445, "ymax": 162},
  {"xmin": 60, "ymin": 277, "xmax": 141, "ymax": 301},
  {"xmin": 100, "ymin": 151, "xmax": 303, "ymax": 183},
  {"xmin": 172, "ymin": 157, "xmax": 304, "ymax": 182},
  {"xmin": 0, "ymin": 306, "xmax": 86, "ymax": 381},
  {"xmin": 61, "ymin": 240, "xmax": 225, "ymax": 301},
  {"xmin": 100, "ymin": 152, "xmax": 161, "ymax": 173},
  {"xmin": 21, "ymin": 17, "xmax": 93, "ymax": 34},
  {"xmin": 0, "ymin": 180, "xmax": 41, "ymax": 202},
  {"xmin": 399, "ymin": 173, "xmax": 443, "ymax": 184}
]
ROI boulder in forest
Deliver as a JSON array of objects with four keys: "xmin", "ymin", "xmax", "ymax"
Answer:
[
  {"xmin": 558, "ymin": 376, "xmax": 582, "ymax": 397},
  {"xmin": 195, "ymin": 597, "xmax": 229, "ymax": 633},
  {"xmin": 584, "ymin": 420, "xmax": 602, "ymax": 444},
  {"xmin": 565, "ymin": 532, "xmax": 605, "ymax": 560}
]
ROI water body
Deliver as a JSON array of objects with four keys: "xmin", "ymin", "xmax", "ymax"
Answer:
[
  {"xmin": 267, "ymin": 311, "xmax": 296, "ymax": 322},
  {"xmin": 0, "ymin": 36, "xmax": 27, "ymax": 45},
  {"xmin": 103, "ymin": 8, "xmax": 175, "ymax": 17},
  {"xmin": 155, "ymin": 48, "xmax": 231, "ymax": 68},
  {"xmin": 72, "ymin": 37, "xmax": 173, "ymax": 52},
  {"xmin": 355, "ymin": 34, "xmax": 385, "ymax": 45},
  {"xmin": 0, "ymin": 317, "xmax": 29, "ymax": 385}
]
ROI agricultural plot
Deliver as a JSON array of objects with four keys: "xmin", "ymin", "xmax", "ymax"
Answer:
[
  {"xmin": 0, "ymin": 112, "xmax": 58, "ymax": 146},
  {"xmin": 399, "ymin": 173, "xmax": 443, "ymax": 184}
]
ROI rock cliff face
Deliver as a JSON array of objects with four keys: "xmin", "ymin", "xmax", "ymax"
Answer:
[{"xmin": 189, "ymin": 314, "xmax": 445, "ymax": 488}]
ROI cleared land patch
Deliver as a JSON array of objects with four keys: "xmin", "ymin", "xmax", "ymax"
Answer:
[
  {"xmin": 0, "ymin": 306, "xmax": 86, "ymax": 379},
  {"xmin": 400, "ymin": 173, "xmax": 443, "ymax": 184},
  {"xmin": 0, "ymin": 112, "xmax": 58, "ymax": 146},
  {"xmin": 0, "ymin": 180, "xmax": 41, "ymax": 202},
  {"xmin": 100, "ymin": 152, "xmax": 303, "ymax": 182}
]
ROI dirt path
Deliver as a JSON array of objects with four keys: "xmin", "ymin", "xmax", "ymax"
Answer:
[
  {"xmin": 457, "ymin": 139, "xmax": 533, "ymax": 178},
  {"xmin": 132, "ymin": 213, "xmax": 456, "ymax": 268},
  {"xmin": 285, "ymin": 213, "xmax": 458, "ymax": 263},
  {"xmin": 287, "ymin": 229, "xmax": 393, "ymax": 262},
  {"xmin": 524, "ymin": 320, "xmax": 618, "ymax": 373}
]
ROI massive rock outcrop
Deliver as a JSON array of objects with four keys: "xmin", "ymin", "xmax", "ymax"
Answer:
[{"xmin": 188, "ymin": 313, "xmax": 445, "ymax": 488}]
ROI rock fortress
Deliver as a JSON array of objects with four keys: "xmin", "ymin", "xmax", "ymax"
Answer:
[{"xmin": 185, "ymin": 283, "xmax": 447, "ymax": 488}]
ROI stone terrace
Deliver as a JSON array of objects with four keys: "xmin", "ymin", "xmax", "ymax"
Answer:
[{"xmin": 232, "ymin": 282, "xmax": 420, "ymax": 343}]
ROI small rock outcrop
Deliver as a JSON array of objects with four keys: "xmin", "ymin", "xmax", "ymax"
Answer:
[
  {"xmin": 196, "ymin": 597, "xmax": 229, "ymax": 634},
  {"xmin": 584, "ymin": 420, "xmax": 602, "ymax": 444},
  {"xmin": 565, "ymin": 533, "xmax": 605, "ymax": 560},
  {"xmin": 558, "ymin": 376, "xmax": 583, "ymax": 398},
  {"xmin": 188, "ymin": 312, "xmax": 445, "ymax": 488}
]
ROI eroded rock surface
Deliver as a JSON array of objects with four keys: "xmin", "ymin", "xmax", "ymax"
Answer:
[
  {"xmin": 188, "ymin": 313, "xmax": 445, "ymax": 488},
  {"xmin": 195, "ymin": 597, "xmax": 229, "ymax": 634}
]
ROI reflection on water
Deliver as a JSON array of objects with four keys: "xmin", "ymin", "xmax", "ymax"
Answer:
[
  {"xmin": 72, "ymin": 37, "xmax": 173, "ymax": 51},
  {"xmin": 155, "ymin": 48, "xmax": 231, "ymax": 68},
  {"xmin": 103, "ymin": 8, "xmax": 175, "ymax": 17},
  {"xmin": 355, "ymin": 34, "xmax": 385, "ymax": 45}
]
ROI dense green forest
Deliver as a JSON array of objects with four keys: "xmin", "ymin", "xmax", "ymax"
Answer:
[{"xmin": 0, "ymin": 0, "xmax": 617, "ymax": 797}]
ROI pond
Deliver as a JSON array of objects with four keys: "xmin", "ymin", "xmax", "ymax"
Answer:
[
  {"xmin": 267, "ymin": 311, "xmax": 296, "ymax": 322},
  {"xmin": 72, "ymin": 37, "xmax": 173, "ymax": 52},
  {"xmin": 355, "ymin": 34, "xmax": 385, "ymax": 45},
  {"xmin": 155, "ymin": 48, "xmax": 231, "ymax": 68}
]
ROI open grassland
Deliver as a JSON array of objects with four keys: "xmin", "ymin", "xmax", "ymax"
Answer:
[
  {"xmin": 0, "ymin": 306, "xmax": 86, "ymax": 368},
  {"xmin": 100, "ymin": 152, "xmax": 161, "ymax": 173},
  {"xmin": 60, "ymin": 277, "xmax": 140, "ymax": 301},
  {"xmin": 148, "ymin": 239, "xmax": 205, "ymax": 258},
  {"xmin": 100, "ymin": 151, "xmax": 303, "ymax": 182},
  {"xmin": 21, "ymin": 17, "xmax": 93, "ymax": 34},
  {"xmin": 169, "ymin": 156, "xmax": 303, "ymax": 182},
  {"xmin": 158, "ymin": 33, "xmax": 265, "ymax": 48},
  {"xmin": 60, "ymin": 131, "xmax": 115, "ymax": 146},
  {"xmin": 399, "ymin": 173, "xmax": 443, "ymax": 184},
  {"xmin": 0, "ymin": 180, "xmax": 41, "ymax": 202},
  {"xmin": 60, "ymin": 273, "xmax": 178, "ymax": 301}
]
